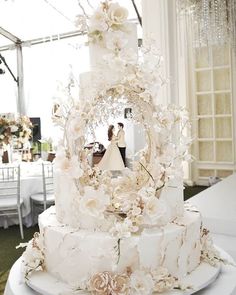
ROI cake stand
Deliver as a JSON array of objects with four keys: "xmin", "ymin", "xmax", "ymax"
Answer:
[{"xmin": 4, "ymin": 247, "xmax": 236, "ymax": 295}]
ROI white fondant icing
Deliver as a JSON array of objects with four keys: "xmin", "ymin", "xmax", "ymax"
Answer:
[{"xmin": 39, "ymin": 207, "xmax": 201, "ymax": 288}]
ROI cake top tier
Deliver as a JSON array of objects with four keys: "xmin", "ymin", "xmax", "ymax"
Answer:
[{"xmin": 87, "ymin": 1, "xmax": 138, "ymax": 70}]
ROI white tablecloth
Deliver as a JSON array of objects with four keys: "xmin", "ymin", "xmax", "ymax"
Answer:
[
  {"xmin": 4, "ymin": 249, "xmax": 236, "ymax": 295},
  {"xmin": 188, "ymin": 173, "xmax": 236, "ymax": 236},
  {"xmin": 0, "ymin": 162, "xmax": 47, "ymax": 228},
  {"xmin": 188, "ymin": 173, "xmax": 236, "ymax": 260}
]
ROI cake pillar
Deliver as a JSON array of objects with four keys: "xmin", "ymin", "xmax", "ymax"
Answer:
[{"xmin": 142, "ymin": 0, "xmax": 179, "ymax": 106}]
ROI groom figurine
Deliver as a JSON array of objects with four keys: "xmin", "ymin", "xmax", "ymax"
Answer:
[{"xmin": 117, "ymin": 122, "xmax": 126, "ymax": 167}]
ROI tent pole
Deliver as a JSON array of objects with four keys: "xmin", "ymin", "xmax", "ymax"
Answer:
[
  {"xmin": 16, "ymin": 44, "xmax": 26, "ymax": 115},
  {"xmin": 0, "ymin": 27, "xmax": 21, "ymax": 43}
]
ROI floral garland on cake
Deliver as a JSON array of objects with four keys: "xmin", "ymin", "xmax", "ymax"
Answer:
[{"xmin": 88, "ymin": 268, "xmax": 185, "ymax": 295}]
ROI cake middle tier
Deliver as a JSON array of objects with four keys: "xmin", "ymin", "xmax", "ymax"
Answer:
[
  {"xmin": 39, "ymin": 206, "xmax": 201, "ymax": 289},
  {"xmin": 54, "ymin": 172, "xmax": 184, "ymax": 230}
]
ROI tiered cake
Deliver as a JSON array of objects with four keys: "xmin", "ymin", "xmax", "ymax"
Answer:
[{"xmin": 22, "ymin": 2, "xmax": 223, "ymax": 295}]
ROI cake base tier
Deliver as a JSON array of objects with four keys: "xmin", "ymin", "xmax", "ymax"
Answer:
[
  {"xmin": 39, "ymin": 207, "xmax": 202, "ymax": 289},
  {"xmin": 26, "ymin": 260, "xmax": 221, "ymax": 295}
]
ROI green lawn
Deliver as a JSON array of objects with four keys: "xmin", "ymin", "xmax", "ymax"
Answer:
[{"xmin": 0, "ymin": 225, "xmax": 39, "ymax": 295}]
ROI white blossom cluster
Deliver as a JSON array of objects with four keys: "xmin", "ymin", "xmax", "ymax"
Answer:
[
  {"xmin": 88, "ymin": 267, "xmax": 187, "ymax": 295},
  {"xmin": 21, "ymin": 232, "xmax": 45, "ymax": 278},
  {"xmin": 88, "ymin": 1, "xmax": 129, "ymax": 44},
  {"xmin": 200, "ymin": 227, "xmax": 231, "ymax": 267}
]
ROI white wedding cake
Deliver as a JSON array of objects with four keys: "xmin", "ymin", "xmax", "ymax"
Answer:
[{"xmin": 22, "ymin": 2, "xmax": 224, "ymax": 295}]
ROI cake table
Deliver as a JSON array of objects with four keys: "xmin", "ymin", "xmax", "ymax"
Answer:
[{"xmin": 4, "ymin": 248, "xmax": 236, "ymax": 295}]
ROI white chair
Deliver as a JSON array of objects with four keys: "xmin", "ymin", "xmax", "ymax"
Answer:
[
  {"xmin": 0, "ymin": 164, "xmax": 24, "ymax": 239},
  {"xmin": 30, "ymin": 162, "xmax": 55, "ymax": 221}
]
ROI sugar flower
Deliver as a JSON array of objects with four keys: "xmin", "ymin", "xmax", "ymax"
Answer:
[
  {"xmin": 107, "ymin": 3, "xmax": 128, "ymax": 25},
  {"xmin": 80, "ymin": 186, "xmax": 110, "ymax": 219},
  {"xmin": 130, "ymin": 270, "xmax": 154, "ymax": 295}
]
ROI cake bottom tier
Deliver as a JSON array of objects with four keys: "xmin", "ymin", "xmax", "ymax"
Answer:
[{"xmin": 38, "ymin": 207, "xmax": 202, "ymax": 290}]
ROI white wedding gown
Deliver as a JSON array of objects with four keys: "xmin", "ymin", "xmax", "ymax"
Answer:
[{"xmin": 98, "ymin": 135, "xmax": 125, "ymax": 171}]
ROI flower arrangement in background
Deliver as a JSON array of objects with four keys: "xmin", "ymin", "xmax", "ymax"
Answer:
[{"xmin": 0, "ymin": 115, "xmax": 33, "ymax": 146}]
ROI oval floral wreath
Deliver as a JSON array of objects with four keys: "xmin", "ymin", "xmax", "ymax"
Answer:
[
  {"xmin": 53, "ymin": 48, "xmax": 191, "ymax": 237},
  {"xmin": 53, "ymin": 0, "xmax": 192, "ymax": 237}
]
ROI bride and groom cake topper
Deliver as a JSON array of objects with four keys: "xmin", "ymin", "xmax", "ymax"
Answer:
[{"xmin": 98, "ymin": 122, "xmax": 126, "ymax": 171}]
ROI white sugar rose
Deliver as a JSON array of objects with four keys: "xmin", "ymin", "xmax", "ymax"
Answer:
[
  {"xmin": 54, "ymin": 150, "xmax": 83, "ymax": 178},
  {"xmin": 90, "ymin": 271, "xmax": 111, "ymax": 294},
  {"xmin": 111, "ymin": 273, "xmax": 130, "ymax": 294},
  {"xmin": 89, "ymin": 7, "xmax": 108, "ymax": 32},
  {"xmin": 108, "ymin": 3, "xmax": 128, "ymax": 25},
  {"xmin": 143, "ymin": 197, "xmax": 167, "ymax": 225},
  {"xmin": 80, "ymin": 186, "xmax": 110, "ymax": 219},
  {"xmin": 90, "ymin": 271, "xmax": 129, "ymax": 295},
  {"xmin": 130, "ymin": 270, "xmax": 154, "ymax": 295}
]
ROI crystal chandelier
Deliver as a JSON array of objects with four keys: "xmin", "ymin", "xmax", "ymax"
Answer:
[{"xmin": 177, "ymin": 0, "xmax": 236, "ymax": 50}]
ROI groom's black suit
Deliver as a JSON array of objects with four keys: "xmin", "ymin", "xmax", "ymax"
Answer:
[{"xmin": 117, "ymin": 129, "xmax": 126, "ymax": 167}]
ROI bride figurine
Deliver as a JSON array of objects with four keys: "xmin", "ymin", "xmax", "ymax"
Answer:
[{"xmin": 98, "ymin": 125, "xmax": 125, "ymax": 171}]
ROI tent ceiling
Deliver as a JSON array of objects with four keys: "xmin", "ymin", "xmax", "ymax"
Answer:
[{"xmin": 0, "ymin": 0, "xmax": 141, "ymax": 47}]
